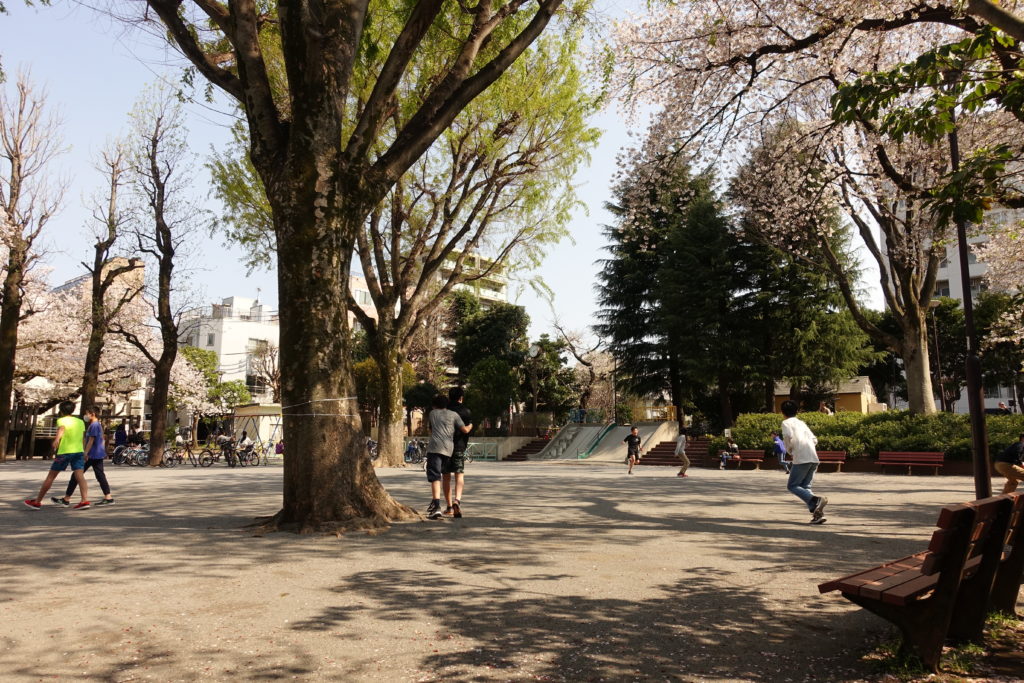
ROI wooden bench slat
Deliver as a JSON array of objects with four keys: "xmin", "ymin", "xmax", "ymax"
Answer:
[{"xmin": 818, "ymin": 555, "xmax": 923, "ymax": 594}]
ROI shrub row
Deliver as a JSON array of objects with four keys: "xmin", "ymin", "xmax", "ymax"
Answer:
[{"xmin": 713, "ymin": 411, "xmax": 1024, "ymax": 461}]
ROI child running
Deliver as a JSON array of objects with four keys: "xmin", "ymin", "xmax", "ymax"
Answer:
[
  {"xmin": 624, "ymin": 426, "xmax": 641, "ymax": 475},
  {"xmin": 55, "ymin": 406, "xmax": 115, "ymax": 506},
  {"xmin": 24, "ymin": 401, "xmax": 90, "ymax": 510},
  {"xmin": 780, "ymin": 400, "xmax": 828, "ymax": 524}
]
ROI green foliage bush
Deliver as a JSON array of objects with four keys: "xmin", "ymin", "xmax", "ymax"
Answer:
[{"xmin": 731, "ymin": 410, "xmax": 1024, "ymax": 461}]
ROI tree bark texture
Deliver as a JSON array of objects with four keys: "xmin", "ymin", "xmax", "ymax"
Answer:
[
  {"xmin": 374, "ymin": 349, "xmax": 408, "ymax": 468},
  {"xmin": 273, "ymin": 203, "xmax": 415, "ymax": 530},
  {"xmin": 0, "ymin": 243, "xmax": 27, "ymax": 460},
  {"xmin": 901, "ymin": 311, "xmax": 938, "ymax": 415}
]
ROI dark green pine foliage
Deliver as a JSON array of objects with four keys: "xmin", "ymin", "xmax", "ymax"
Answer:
[
  {"xmin": 657, "ymin": 176, "xmax": 751, "ymax": 426},
  {"xmin": 595, "ymin": 161, "xmax": 691, "ymax": 424},
  {"xmin": 736, "ymin": 217, "xmax": 877, "ymax": 412}
]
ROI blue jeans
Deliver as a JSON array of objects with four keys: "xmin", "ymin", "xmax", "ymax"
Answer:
[{"xmin": 787, "ymin": 462, "xmax": 819, "ymax": 511}]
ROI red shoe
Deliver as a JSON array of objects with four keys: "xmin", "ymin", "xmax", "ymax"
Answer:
[
  {"xmin": 72, "ymin": 501, "xmax": 91, "ymax": 511},
  {"xmin": 23, "ymin": 499, "xmax": 41, "ymax": 509}
]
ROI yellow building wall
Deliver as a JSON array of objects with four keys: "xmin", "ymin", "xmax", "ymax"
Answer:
[{"xmin": 773, "ymin": 392, "xmax": 869, "ymax": 414}]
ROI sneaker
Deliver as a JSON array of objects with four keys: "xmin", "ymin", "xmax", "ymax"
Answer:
[
  {"xmin": 443, "ymin": 507, "xmax": 454, "ymax": 517},
  {"xmin": 810, "ymin": 517, "xmax": 827, "ymax": 525},
  {"xmin": 51, "ymin": 496, "xmax": 69, "ymax": 507},
  {"xmin": 23, "ymin": 499, "xmax": 41, "ymax": 510},
  {"xmin": 813, "ymin": 496, "xmax": 828, "ymax": 518},
  {"xmin": 452, "ymin": 499, "xmax": 462, "ymax": 519},
  {"xmin": 426, "ymin": 500, "xmax": 442, "ymax": 520},
  {"xmin": 71, "ymin": 501, "xmax": 91, "ymax": 511},
  {"xmin": 96, "ymin": 498, "xmax": 115, "ymax": 506}
]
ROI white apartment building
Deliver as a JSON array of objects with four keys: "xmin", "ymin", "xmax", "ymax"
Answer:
[
  {"xmin": 931, "ymin": 210, "xmax": 1019, "ymax": 413},
  {"xmin": 181, "ymin": 296, "xmax": 281, "ymax": 402}
]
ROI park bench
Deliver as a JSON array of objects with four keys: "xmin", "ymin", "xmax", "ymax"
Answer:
[
  {"xmin": 818, "ymin": 495, "xmax": 1013, "ymax": 672},
  {"xmin": 816, "ymin": 450, "xmax": 847, "ymax": 472},
  {"xmin": 989, "ymin": 492, "xmax": 1024, "ymax": 616},
  {"xmin": 723, "ymin": 449, "xmax": 764, "ymax": 470},
  {"xmin": 878, "ymin": 451, "xmax": 944, "ymax": 475}
]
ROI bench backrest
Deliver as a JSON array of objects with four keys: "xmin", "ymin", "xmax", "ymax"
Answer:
[
  {"xmin": 964, "ymin": 496, "xmax": 1014, "ymax": 565},
  {"xmin": 878, "ymin": 451, "xmax": 944, "ymax": 464},
  {"xmin": 1003, "ymin": 492, "xmax": 1024, "ymax": 556},
  {"xmin": 737, "ymin": 449, "xmax": 764, "ymax": 459},
  {"xmin": 920, "ymin": 504, "xmax": 976, "ymax": 576},
  {"xmin": 817, "ymin": 451, "xmax": 846, "ymax": 461}
]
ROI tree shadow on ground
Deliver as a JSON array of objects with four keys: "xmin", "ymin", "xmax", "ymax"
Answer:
[{"xmin": 295, "ymin": 568, "xmax": 883, "ymax": 682}]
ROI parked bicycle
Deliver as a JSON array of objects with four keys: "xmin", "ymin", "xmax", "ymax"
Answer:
[
  {"xmin": 170, "ymin": 443, "xmax": 215, "ymax": 468},
  {"xmin": 404, "ymin": 439, "xmax": 427, "ymax": 469},
  {"xmin": 367, "ymin": 437, "xmax": 379, "ymax": 462}
]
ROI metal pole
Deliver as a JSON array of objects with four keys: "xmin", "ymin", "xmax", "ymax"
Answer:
[
  {"xmin": 929, "ymin": 304, "xmax": 946, "ymax": 412},
  {"xmin": 948, "ymin": 123, "xmax": 992, "ymax": 499}
]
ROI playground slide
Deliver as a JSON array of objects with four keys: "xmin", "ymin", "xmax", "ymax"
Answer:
[{"xmin": 581, "ymin": 422, "xmax": 677, "ymax": 463}]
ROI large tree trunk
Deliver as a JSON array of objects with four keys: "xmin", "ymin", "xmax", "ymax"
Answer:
[
  {"xmin": 147, "ymin": 356, "xmax": 174, "ymax": 466},
  {"xmin": 718, "ymin": 377, "xmax": 735, "ymax": 427},
  {"xmin": 668, "ymin": 350, "xmax": 685, "ymax": 430},
  {"xmin": 80, "ymin": 314, "xmax": 106, "ymax": 412},
  {"xmin": 0, "ymin": 247, "xmax": 26, "ymax": 461},
  {"xmin": 902, "ymin": 315, "xmax": 938, "ymax": 415},
  {"xmin": 272, "ymin": 203, "xmax": 415, "ymax": 531},
  {"xmin": 374, "ymin": 352, "xmax": 407, "ymax": 468}
]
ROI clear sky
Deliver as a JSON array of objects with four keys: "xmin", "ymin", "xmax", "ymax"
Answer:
[{"xmin": 1, "ymin": 2, "xmax": 880, "ymax": 343}]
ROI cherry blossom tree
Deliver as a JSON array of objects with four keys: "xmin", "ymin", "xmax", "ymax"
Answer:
[
  {"xmin": 613, "ymin": 0, "xmax": 1024, "ymax": 413},
  {"xmin": 976, "ymin": 225, "xmax": 1024, "ymax": 345},
  {"xmin": 0, "ymin": 74, "xmax": 64, "ymax": 458}
]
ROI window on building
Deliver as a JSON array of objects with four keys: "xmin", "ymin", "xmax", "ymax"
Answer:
[
  {"xmin": 969, "ymin": 277, "xmax": 988, "ymax": 298},
  {"xmin": 247, "ymin": 338, "xmax": 269, "ymax": 355},
  {"xmin": 934, "ymin": 280, "xmax": 950, "ymax": 297},
  {"xmin": 939, "ymin": 257, "xmax": 949, "ymax": 268},
  {"xmin": 207, "ymin": 333, "xmax": 215, "ymax": 347},
  {"xmin": 355, "ymin": 289, "xmax": 371, "ymax": 306},
  {"xmin": 968, "ymin": 252, "xmax": 978, "ymax": 265}
]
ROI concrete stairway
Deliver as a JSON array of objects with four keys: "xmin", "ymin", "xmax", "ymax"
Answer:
[
  {"xmin": 638, "ymin": 438, "xmax": 711, "ymax": 467},
  {"xmin": 505, "ymin": 439, "xmax": 548, "ymax": 462}
]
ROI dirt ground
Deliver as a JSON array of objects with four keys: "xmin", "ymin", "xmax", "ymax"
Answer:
[{"xmin": 1, "ymin": 459, "xmax": 1019, "ymax": 682}]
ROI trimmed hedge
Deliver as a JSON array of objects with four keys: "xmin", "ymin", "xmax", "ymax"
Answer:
[{"xmin": 727, "ymin": 411, "xmax": 1024, "ymax": 461}]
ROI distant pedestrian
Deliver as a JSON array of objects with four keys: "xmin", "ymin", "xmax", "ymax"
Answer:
[
  {"xmin": 994, "ymin": 432, "xmax": 1024, "ymax": 494},
  {"xmin": 424, "ymin": 394, "xmax": 470, "ymax": 520},
  {"xmin": 818, "ymin": 401, "xmax": 833, "ymax": 415},
  {"xmin": 443, "ymin": 387, "xmax": 473, "ymax": 518},
  {"xmin": 675, "ymin": 428, "xmax": 690, "ymax": 477},
  {"xmin": 772, "ymin": 431, "xmax": 790, "ymax": 473},
  {"xmin": 624, "ymin": 426, "xmax": 641, "ymax": 475},
  {"xmin": 114, "ymin": 421, "xmax": 128, "ymax": 449},
  {"xmin": 719, "ymin": 436, "xmax": 738, "ymax": 469},
  {"xmin": 56, "ymin": 406, "xmax": 114, "ymax": 507},
  {"xmin": 998, "ymin": 402, "xmax": 1012, "ymax": 415},
  {"xmin": 781, "ymin": 400, "xmax": 827, "ymax": 524},
  {"xmin": 24, "ymin": 401, "xmax": 90, "ymax": 510}
]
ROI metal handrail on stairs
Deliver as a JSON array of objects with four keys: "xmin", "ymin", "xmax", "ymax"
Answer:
[{"xmin": 576, "ymin": 422, "xmax": 616, "ymax": 459}]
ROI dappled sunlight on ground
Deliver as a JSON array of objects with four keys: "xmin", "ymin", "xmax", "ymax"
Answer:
[{"xmin": 0, "ymin": 460, "xmax": 1006, "ymax": 681}]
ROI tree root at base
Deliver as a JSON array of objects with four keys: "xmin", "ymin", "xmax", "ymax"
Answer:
[{"xmin": 246, "ymin": 504, "xmax": 422, "ymax": 536}]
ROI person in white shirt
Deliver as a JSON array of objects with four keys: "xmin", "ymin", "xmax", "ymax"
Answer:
[
  {"xmin": 781, "ymin": 400, "xmax": 828, "ymax": 524},
  {"xmin": 675, "ymin": 428, "xmax": 690, "ymax": 478}
]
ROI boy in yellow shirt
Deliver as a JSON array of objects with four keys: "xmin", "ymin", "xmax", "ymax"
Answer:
[{"xmin": 24, "ymin": 401, "xmax": 91, "ymax": 510}]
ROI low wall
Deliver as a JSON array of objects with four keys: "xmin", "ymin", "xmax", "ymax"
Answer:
[{"xmin": 470, "ymin": 436, "xmax": 535, "ymax": 461}]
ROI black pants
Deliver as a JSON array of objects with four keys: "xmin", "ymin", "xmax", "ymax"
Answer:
[{"xmin": 66, "ymin": 458, "xmax": 111, "ymax": 497}]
